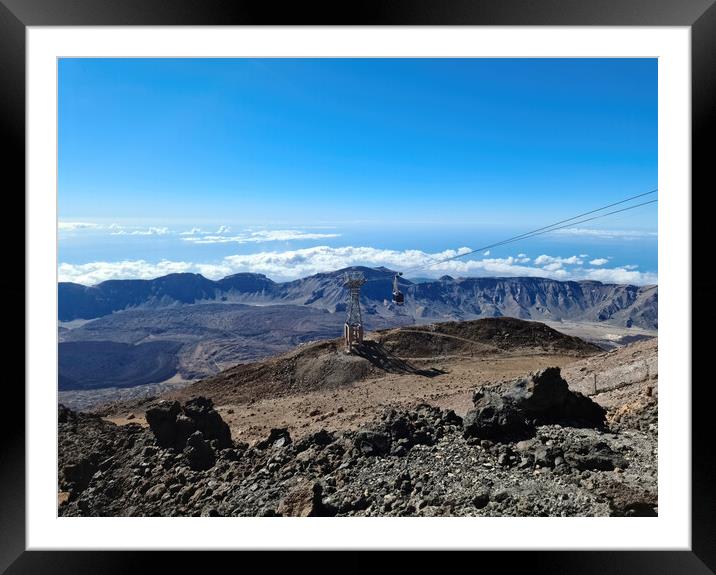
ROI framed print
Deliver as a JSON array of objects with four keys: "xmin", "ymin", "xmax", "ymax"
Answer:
[{"xmin": 3, "ymin": 0, "xmax": 713, "ymax": 572}]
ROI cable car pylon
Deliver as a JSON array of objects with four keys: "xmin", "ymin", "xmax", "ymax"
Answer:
[
  {"xmin": 343, "ymin": 271, "xmax": 366, "ymax": 353},
  {"xmin": 392, "ymin": 272, "xmax": 404, "ymax": 305}
]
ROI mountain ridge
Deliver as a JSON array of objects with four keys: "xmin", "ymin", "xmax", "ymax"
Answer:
[{"xmin": 59, "ymin": 267, "xmax": 657, "ymax": 330}]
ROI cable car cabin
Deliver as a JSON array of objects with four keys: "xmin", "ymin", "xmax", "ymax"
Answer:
[{"xmin": 392, "ymin": 273, "xmax": 404, "ymax": 305}]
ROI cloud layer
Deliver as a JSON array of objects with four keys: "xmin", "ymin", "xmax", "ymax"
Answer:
[
  {"xmin": 58, "ymin": 245, "xmax": 657, "ymax": 286},
  {"xmin": 111, "ymin": 226, "xmax": 170, "ymax": 236},
  {"xmin": 58, "ymin": 259, "xmax": 194, "ymax": 285},
  {"xmin": 58, "ymin": 222, "xmax": 101, "ymax": 231},
  {"xmin": 553, "ymin": 228, "xmax": 657, "ymax": 239},
  {"xmin": 58, "ymin": 221, "xmax": 340, "ymax": 245},
  {"xmin": 182, "ymin": 229, "xmax": 341, "ymax": 244}
]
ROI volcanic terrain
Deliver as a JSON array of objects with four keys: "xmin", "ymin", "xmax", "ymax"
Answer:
[
  {"xmin": 58, "ymin": 268, "xmax": 657, "ymax": 404},
  {"xmin": 59, "ymin": 317, "xmax": 657, "ymax": 517}
]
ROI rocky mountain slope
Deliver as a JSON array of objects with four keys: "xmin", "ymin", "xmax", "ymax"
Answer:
[
  {"xmin": 58, "ymin": 345, "xmax": 657, "ymax": 517},
  {"xmin": 58, "ymin": 302, "xmax": 411, "ymax": 394},
  {"xmin": 59, "ymin": 267, "xmax": 657, "ymax": 329},
  {"xmin": 562, "ymin": 338, "xmax": 658, "ymax": 432},
  {"xmin": 165, "ymin": 317, "xmax": 602, "ymax": 407}
]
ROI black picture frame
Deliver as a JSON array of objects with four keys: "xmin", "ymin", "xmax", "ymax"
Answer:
[{"xmin": 3, "ymin": 0, "xmax": 712, "ymax": 572}]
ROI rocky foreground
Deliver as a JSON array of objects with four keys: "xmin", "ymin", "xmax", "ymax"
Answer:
[{"xmin": 58, "ymin": 367, "xmax": 657, "ymax": 517}]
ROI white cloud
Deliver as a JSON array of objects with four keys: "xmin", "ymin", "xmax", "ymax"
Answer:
[
  {"xmin": 183, "ymin": 229, "xmax": 341, "ymax": 244},
  {"xmin": 58, "ymin": 221, "xmax": 101, "ymax": 231},
  {"xmin": 483, "ymin": 250, "xmax": 490, "ymax": 256},
  {"xmin": 59, "ymin": 221, "xmax": 174, "ymax": 236},
  {"xmin": 582, "ymin": 267, "xmax": 657, "ymax": 285},
  {"xmin": 58, "ymin": 247, "xmax": 657, "ymax": 286},
  {"xmin": 534, "ymin": 254, "xmax": 584, "ymax": 266},
  {"xmin": 180, "ymin": 227, "xmax": 203, "ymax": 236},
  {"xmin": 589, "ymin": 258, "xmax": 609, "ymax": 266},
  {"xmin": 60, "ymin": 223, "xmax": 342, "ymax": 243},
  {"xmin": 215, "ymin": 249, "xmax": 571, "ymax": 282},
  {"xmin": 58, "ymin": 259, "xmax": 194, "ymax": 285},
  {"xmin": 111, "ymin": 226, "xmax": 171, "ymax": 236},
  {"xmin": 553, "ymin": 228, "xmax": 657, "ymax": 239}
]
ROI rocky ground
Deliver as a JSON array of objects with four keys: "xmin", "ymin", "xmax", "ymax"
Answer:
[
  {"xmin": 562, "ymin": 338, "xmax": 658, "ymax": 433},
  {"xmin": 59, "ymin": 364, "xmax": 657, "ymax": 517},
  {"xmin": 99, "ymin": 318, "xmax": 601, "ymax": 443}
]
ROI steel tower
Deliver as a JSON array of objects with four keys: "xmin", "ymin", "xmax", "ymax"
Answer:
[{"xmin": 343, "ymin": 271, "xmax": 366, "ymax": 351}]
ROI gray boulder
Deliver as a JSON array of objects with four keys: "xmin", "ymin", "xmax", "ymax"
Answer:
[
  {"xmin": 184, "ymin": 431, "xmax": 216, "ymax": 471},
  {"xmin": 464, "ymin": 368, "xmax": 606, "ymax": 441},
  {"xmin": 256, "ymin": 428, "xmax": 292, "ymax": 449},
  {"xmin": 145, "ymin": 401, "xmax": 181, "ymax": 448},
  {"xmin": 183, "ymin": 397, "xmax": 233, "ymax": 449},
  {"xmin": 564, "ymin": 441, "xmax": 628, "ymax": 471},
  {"xmin": 354, "ymin": 430, "xmax": 391, "ymax": 456},
  {"xmin": 145, "ymin": 397, "xmax": 232, "ymax": 450}
]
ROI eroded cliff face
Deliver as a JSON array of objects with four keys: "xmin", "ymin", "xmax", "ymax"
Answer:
[{"xmin": 60, "ymin": 267, "xmax": 657, "ymax": 329}]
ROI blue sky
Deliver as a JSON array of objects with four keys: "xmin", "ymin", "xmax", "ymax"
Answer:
[{"xmin": 58, "ymin": 58, "xmax": 657, "ymax": 285}]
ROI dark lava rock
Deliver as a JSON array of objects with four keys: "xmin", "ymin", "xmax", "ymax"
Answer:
[
  {"xmin": 312, "ymin": 482, "xmax": 338, "ymax": 517},
  {"xmin": 464, "ymin": 368, "xmax": 605, "ymax": 441},
  {"xmin": 174, "ymin": 413, "xmax": 197, "ymax": 449},
  {"xmin": 442, "ymin": 409, "xmax": 463, "ymax": 427},
  {"xmin": 564, "ymin": 441, "xmax": 628, "ymax": 472},
  {"xmin": 183, "ymin": 397, "xmax": 233, "ymax": 449},
  {"xmin": 293, "ymin": 428, "xmax": 334, "ymax": 450},
  {"xmin": 506, "ymin": 367, "xmax": 606, "ymax": 427},
  {"xmin": 472, "ymin": 491, "xmax": 490, "ymax": 509},
  {"xmin": 58, "ymin": 396, "xmax": 654, "ymax": 519},
  {"xmin": 218, "ymin": 448, "xmax": 243, "ymax": 462},
  {"xmin": 308, "ymin": 429, "xmax": 335, "ymax": 447},
  {"xmin": 256, "ymin": 428, "xmax": 292, "ymax": 449},
  {"xmin": 58, "ymin": 404, "xmax": 76, "ymax": 424},
  {"xmin": 184, "ymin": 431, "xmax": 216, "ymax": 471},
  {"xmin": 463, "ymin": 394, "xmax": 532, "ymax": 441},
  {"xmin": 145, "ymin": 397, "xmax": 232, "ymax": 450},
  {"xmin": 354, "ymin": 430, "xmax": 391, "ymax": 456},
  {"xmin": 352, "ymin": 405, "xmax": 456, "ymax": 458},
  {"xmin": 60, "ymin": 454, "xmax": 99, "ymax": 495},
  {"xmin": 145, "ymin": 400, "xmax": 181, "ymax": 448},
  {"xmin": 391, "ymin": 406, "xmax": 441, "ymax": 447}
]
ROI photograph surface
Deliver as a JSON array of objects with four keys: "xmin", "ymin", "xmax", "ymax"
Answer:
[{"xmin": 57, "ymin": 57, "xmax": 658, "ymax": 518}]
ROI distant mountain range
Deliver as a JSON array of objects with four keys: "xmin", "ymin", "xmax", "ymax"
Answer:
[
  {"xmin": 57, "ymin": 267, "xmax": 657, "ymax": 399},
  {"xmin": 59, "ymin": 267, "xmax": 657, "ymax": 330}
]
